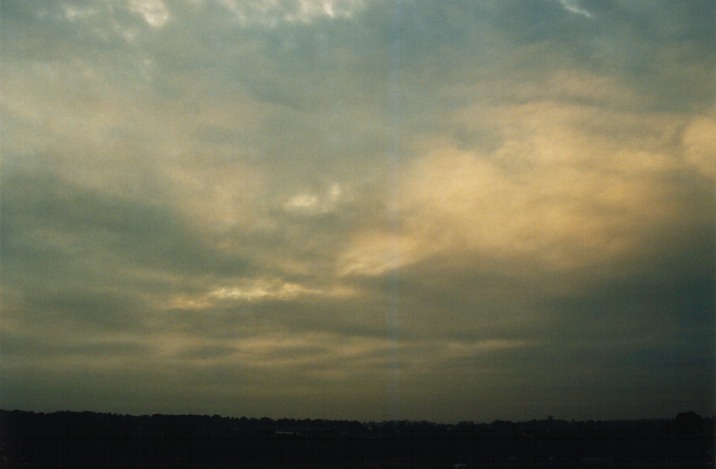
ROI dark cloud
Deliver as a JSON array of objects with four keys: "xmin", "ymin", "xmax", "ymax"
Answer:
[{"xmin": 1, "ymin": 168, "xmax": 251, "ymax": 284}]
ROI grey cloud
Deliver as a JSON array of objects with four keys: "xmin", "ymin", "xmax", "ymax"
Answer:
[
  {"xmin": 1, "ymin": 168, "xmax": 251, "ymax": 280},
  {"xmin": 169, "ymin": 344, "xmax": 239, "ymax": 361},
  {"xmin": 2, "ymin": 332, "xmax": 152, "ymax": 361}
]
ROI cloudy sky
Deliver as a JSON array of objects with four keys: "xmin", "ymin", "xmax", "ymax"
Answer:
[{"xmin": 1, "ymin": 0, "xmax": 714, "ymax": 423}]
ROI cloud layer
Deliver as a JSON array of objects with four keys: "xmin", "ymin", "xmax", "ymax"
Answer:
[{"xmin": 1, "ymin": 0, "xmax": 714, "ymax": 423}]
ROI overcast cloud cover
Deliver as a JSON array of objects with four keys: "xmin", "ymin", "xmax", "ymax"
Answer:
[{"xmin": 1, "ymin": 0, "xmax": 714, "ymax": 423}]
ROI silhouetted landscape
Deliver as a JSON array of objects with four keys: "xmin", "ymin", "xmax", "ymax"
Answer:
[{"xmin": 1, "ymin": 409, "xmax": 713, "ymax": 468}]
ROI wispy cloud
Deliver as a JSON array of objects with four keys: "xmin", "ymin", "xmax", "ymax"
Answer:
[
  {"xmin": 558, "ymin": 0, "xmax": 593, "ymax": 18},
  {"xmin": 219, "ymin": 0, "xmax": 369, "ymax": 25}
]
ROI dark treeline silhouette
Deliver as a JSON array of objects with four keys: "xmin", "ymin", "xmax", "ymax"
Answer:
[{"xmin": 1, "ymin": 409, "xmax": 713, "ymax": 468}]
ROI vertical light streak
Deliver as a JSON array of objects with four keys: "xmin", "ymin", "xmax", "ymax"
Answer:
[{"xmin": 386, "ymin": 0, "xmax": 403, "ymax": 420}]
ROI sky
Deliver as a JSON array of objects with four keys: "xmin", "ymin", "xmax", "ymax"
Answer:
[{"xmin": 1, "ymin": 0, "xmax": 714, "ymax": 424}]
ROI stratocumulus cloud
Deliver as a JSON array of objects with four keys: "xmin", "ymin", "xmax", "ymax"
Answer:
[{"xmin": 1, "ymin": 0, "xmax": 713, "ymax": 423}]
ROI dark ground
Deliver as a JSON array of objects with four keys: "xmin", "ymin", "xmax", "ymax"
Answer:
[{"xmin": 1, "ymin": 410, "xmax": 713, "ymax": 468}]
